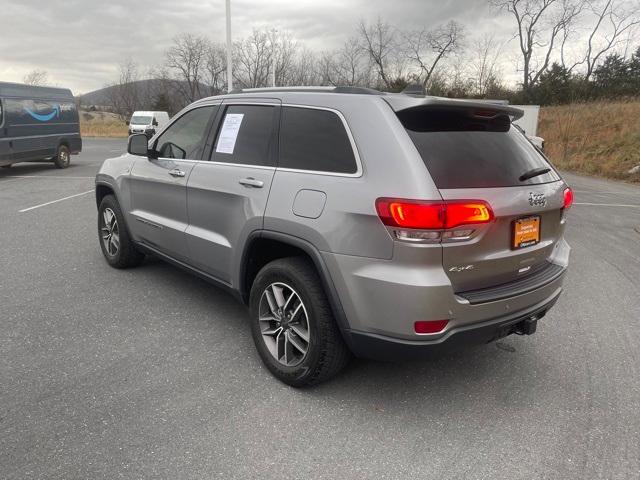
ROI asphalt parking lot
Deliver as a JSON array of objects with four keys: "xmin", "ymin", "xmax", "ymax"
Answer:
[{"xmin": 1, "ymin": 138, "xmax": 639, "ymax": 479}]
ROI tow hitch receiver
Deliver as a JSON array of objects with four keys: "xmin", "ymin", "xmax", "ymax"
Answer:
[{"xmin": 515, "ymin": 317, "xmax": 538, "ymax": 336}]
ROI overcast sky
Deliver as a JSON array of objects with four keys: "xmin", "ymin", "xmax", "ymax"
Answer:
[{"xmin": 0, "ymin": 0, "xmax": 636, "ymax": 94}]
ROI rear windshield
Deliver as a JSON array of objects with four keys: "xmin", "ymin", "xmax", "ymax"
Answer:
[
  {"xmin": 131, "ymin": 115, "xmax": 152, "ymax": 125},
  {"xmin": 398, "ymin": 107, "xmax": 559, "ymax": 189}
]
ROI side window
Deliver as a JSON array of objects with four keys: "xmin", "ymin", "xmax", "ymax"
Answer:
[
  {"xmin": 155, "ymin": 106, "xmax": 216, "ymax": 160},
  {"xmin": 0, "ymin": 99, "xmax": 3, "ymax": 127},
  {"xmin": 279, "ymin": 107, "xmax": 358, "ymax": 174},
  {"xmin": 212, "ymin": 105, "xmax": 276, "ymax": 166}
]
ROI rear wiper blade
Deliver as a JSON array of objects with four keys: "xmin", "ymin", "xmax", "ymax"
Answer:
[{"xmin": 519, "ymin": 167, "xmax": 551, "ymax": 182}]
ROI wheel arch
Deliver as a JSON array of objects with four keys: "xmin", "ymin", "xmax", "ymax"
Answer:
[
  {"xmin": 239, "ymin": 231, "xmax": 352, "ymax": 342},
  {"xmin": 95, "ymin": 181, "xmax": 115, "ymax": 209}
]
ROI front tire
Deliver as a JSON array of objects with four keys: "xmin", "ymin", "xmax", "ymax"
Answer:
[
  {"xmin": 249, "ymin": 257, "xmax": 351, "ymax": 387},
  {"xmin": 53, "ymin": 145, "xmax": 71, "ymax": 169},
  {"xmin": 98, "ymin": 195, "xmax": 144, "ymax": 268}
]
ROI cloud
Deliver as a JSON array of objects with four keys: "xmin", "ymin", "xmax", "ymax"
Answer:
[
  {"xmin": 0, "ymin": 0, "xmax": 506, "ymax": 93},
  {"xmin": 1, "ymin": 0, "xmax": 636, "ymax": 94}
]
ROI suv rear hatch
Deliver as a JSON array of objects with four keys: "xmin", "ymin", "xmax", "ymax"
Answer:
[{"xmin": 387, "ymin": 97, "xmax": 568, "ymax": 294}]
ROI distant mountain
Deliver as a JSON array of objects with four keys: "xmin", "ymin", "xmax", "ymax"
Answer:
[{"xmin": 80, "ymin": 79, "xmax": 215, "ymax": 110}]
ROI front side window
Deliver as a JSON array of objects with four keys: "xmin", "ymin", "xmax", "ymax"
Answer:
[
  {"xmin": 155, "ymin": 106, "xmax": 216, "ymax": 160},
  {"xmin": 278, "ymin": 107, "xmax": 358, "ymax": 174},
  {"xmin": 211, "ymin": 105, "xmax": 276, "ymax": 166}
]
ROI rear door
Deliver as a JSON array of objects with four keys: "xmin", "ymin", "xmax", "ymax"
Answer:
[
  {"xmin": 128, "ymin": 104, "xmax": 218, "ymax": 261},
  {"xmin": 185, "ymin": 100, "xmax": 279, "ymax": 283},
  {"xmin": 397, "ymin": 105, "xmax": 566, "ymax": 292},
  {"xmin": 0, "ymin": 98, "xmax": 11, "ymax": 164}
]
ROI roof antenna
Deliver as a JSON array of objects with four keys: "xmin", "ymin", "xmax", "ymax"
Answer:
[{"xmin": 401, "ymin": 84, "xmax": 426, "ymax": 97}]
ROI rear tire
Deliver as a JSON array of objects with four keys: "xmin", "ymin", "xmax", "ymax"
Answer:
[
  {"xmin": 53, "ymin": 145, "xmax": 71, "ymax": 169},
  {"xmin": 249, "ymin": 257, "xmax": 351, "ymax": 387},
  {"xmin": 98, "ymin": 194, "xmax": 144, "ymax": 268}
]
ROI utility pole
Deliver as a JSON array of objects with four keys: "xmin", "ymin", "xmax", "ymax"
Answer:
[{"xmin": 225, "ymin": 0, "xmax": 233, "ymax": 92}]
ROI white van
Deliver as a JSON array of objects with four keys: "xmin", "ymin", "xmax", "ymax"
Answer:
[{"xmin": 127, "ymin": 111, "xmax": 170, "ymax": 138}]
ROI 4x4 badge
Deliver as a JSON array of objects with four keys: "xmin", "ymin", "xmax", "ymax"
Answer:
[{"xmin": 529, "ymin": 192, "xmax": 546, "ymax": 207}]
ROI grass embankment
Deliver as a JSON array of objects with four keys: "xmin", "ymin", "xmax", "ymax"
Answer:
[
  {"xmin": 539, "ymin": 99, "xmax": 640, "ymax": 182},
  {"xmin": 80, "ymin": 111, "xmax": 128, "ymax": 138}
]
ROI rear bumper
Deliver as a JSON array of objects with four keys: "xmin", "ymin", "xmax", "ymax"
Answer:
[
  {"xmin": 346, "ymin": 290, "xmax": 561, "ymax": 360},
  {"xmin": 322, "ymin": 239, "xmax": 570, "ymax": 341}
]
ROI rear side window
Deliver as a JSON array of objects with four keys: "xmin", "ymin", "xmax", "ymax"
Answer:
[
  {"xmin": 398, "ymin": 107, "xmax": 559, "ymax": 189},
  {"xmin": 279, "ymin": 107, "xmax": 357, "ymax": 174},
  {"xmin": 155, "ymin": 106, "xmax": 216, "ymax": 160},
  {"xmin": 212, "ymin": 105, "xmax": 276, "ymax": 166}
]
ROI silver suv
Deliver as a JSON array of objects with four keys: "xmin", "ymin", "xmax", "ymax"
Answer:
[{"xmin": 96, "ymin": 87, "xmax": 572, "ymax": 386}]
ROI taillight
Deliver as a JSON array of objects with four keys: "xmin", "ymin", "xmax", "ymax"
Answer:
[
  {"xmin": 414, "ymin": 320, "xmax": 449, "ymax": 334},
  {"xmin": 376, "ymin": 200, "xmax": 444, "ymax": 229},
  {"xmin": 375, "ymin": 198, "xmax": 493, "ymax": 230},
  {"xmin": 444, "ymin": 202, "xmax": 493, "ymax": 229},
  {"xmin": 563, "ymin": 187, "xmax": 574, "ymax": 209}
]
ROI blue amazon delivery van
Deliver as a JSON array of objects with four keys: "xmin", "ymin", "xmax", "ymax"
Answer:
[{"xmin": 0, "ymin": 82, "xmax": 82, "ymax": 169}]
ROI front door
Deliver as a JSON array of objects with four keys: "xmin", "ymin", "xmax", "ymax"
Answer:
[
  {"xmin": 129, "ymin": 104, "xmax": 218, "ymax": 261},
  {"xmin": 185, "ymin": 101, "xmax": 279, "ymax": 283}
]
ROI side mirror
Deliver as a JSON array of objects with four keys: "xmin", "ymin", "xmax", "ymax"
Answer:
[
  {"xmin": 125, "ymin": 120, "xmax": 130, "ymax": 126},
  {"xmin": 153, "ymin": 119, "xmax": 159, "ymax": 126},
  {"xmin": 128, "ymin": 134, "xmax": 149, "ymax": 156}
]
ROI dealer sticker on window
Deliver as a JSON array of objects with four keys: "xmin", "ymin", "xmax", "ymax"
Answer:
[{"xmin": 216, "ymin": 113, "xmax": 244, "ymax": 154}]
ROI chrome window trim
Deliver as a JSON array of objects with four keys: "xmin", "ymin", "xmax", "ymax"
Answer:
[
  {"xmin": 278, "ymin": 104, "xmax": 363, "ymax": 178},
  {"xmin": 154, "ymin": 156, "xmax": 276, "ymax": 172}
]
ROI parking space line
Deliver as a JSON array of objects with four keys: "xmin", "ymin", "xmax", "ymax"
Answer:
[
  {"xmin": 574, "ymin": 202, "xmax": 640, "ymax": 208},
  {"xmin": 19, "ymin": 190, "xmax": 95, "ymax": 213},
  {"xmin": 9, "ymin": 175, "xmax": 95, "ymax": 179}
]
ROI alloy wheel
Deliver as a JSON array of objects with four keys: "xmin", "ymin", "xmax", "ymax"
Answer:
[
  {"xmin": 100, "ymin": 208, "xmax": 120, "ymax": 257},
  {"xmin": 258, "ymin": 282, "xmax": 311, "ymax": 367}
]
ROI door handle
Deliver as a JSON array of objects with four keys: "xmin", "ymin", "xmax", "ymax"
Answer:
[
  {"xmin": 168, "ymin": 168, "xmax": 185, "ymax": 178},
  {"xmin": 239, "ymin": 177, "xmax": 264, "ymax": 188}
]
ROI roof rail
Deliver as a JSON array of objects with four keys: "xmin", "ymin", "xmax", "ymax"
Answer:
[{"xmin": 227, "ymin": 86, "xmax": 384, "ymax": 96}]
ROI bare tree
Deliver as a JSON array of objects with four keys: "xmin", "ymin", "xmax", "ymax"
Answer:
[
  {"xmin": 145, "ymin": 66, "xmax": 183, "ymax": 114},
  {"xmin": 234, "ymin": 29, "xmax": 273, "ymax": 88},
  {"xmin": 106, "ymin": 60, "xmax": 139, "ymax": 119},
  {"xmin": 404, "ymin": 21, "xmax": 465, "ymax": 89},
  {"xmin": 287, "ymin": 47, "xmax": 322, "ymax": 86},
  {"xmin": 267, "ymin": 30, "xmax": 299, "ymax": 86},
  {"xmin": 23, "ymin": 69, "xmax": 49, "ymax": 86},
  {"xmin": 491, "ymin": 0, "xmax": 583, "ymax": 91},
  {"xmin": 204, "ymin": 42, "xmax": 227, "ymax": 94},
  {"xmin": 322, "ymin": 38, "xmax": 373, "ymax": 86},
  {"xmin": 470, "ymin": 35, "xmax": 504, "ymax": 96},
  {"xmin": 566, "ymin": 0, "xmax": 640, "ymax": 80},
  {"xmin": 165, "ymin": 34, "xmax": 208, "ymax": 103},
  {"xmin": 358, "ymin": 18, "xmax": 402, "ymax": 89}
]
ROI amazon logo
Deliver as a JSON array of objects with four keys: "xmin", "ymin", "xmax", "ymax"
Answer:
[{"xmin": 24, "ymin": 103, "xmax": 60, "ymax": 122}]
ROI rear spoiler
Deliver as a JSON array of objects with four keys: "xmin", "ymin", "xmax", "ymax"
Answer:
[{"xmin": 384, "ymin": 95, "xmax": 524, "ymax": 121}]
